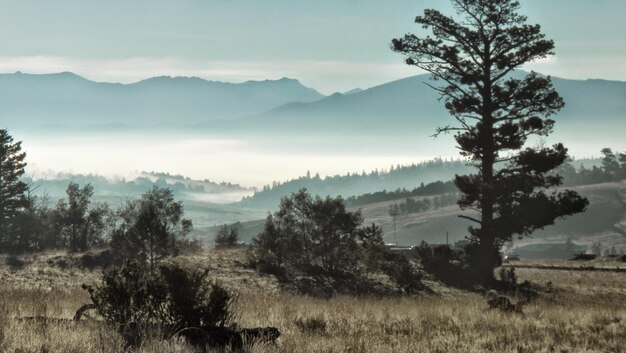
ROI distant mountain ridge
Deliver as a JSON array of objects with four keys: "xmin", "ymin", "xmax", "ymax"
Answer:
[
  {"xmin": 2, "ymin": 71, "xmax": 625, "ymax": 135},
  {"xmin": 244, "ymin": 73, "xmax": 626, "ymax": 133},
  {"xmin": 0, "ymin": 71, "xmax": 324, "ymax": 127}
]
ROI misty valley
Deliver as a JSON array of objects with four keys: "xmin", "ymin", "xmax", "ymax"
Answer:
[{"xmin": 1, "ymin": 1, "xmax": 625, "ymax": 353}]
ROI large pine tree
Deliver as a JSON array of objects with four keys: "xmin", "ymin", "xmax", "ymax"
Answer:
[
  {"xmin": 392, "ymin": 0, "xmax": 588, "ymax": 284},
  {"xmin": 0, "ymin": 129, "xmax": 29, "ymax": 248}
]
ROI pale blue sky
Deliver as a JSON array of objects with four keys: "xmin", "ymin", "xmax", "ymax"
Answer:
[{"xmin": 1, "ymin": 0, "xmax": 625, "ymax": 93}]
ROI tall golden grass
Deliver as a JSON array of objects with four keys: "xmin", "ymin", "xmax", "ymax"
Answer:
[{"xmin": 0, "ymin": 250, "xmax": 624, "ymax": 353}]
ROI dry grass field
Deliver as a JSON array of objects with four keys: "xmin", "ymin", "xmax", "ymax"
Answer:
[{"xmin": 0, "ymin": 249, "xmax": 624, "ymax": 353}]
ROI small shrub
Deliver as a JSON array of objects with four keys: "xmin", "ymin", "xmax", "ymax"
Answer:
[{"xmin": 383, "ymin": 256, "xmax": 424, "ymax": 294}]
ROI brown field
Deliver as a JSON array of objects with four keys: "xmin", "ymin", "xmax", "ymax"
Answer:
[{"xmin": 0, "ymin": 249, "xmax": 624, "ymax": 353}]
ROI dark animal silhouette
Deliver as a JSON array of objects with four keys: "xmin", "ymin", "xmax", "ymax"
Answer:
[{"xmin": 180, "ymin": 326, "xmax": 281, "ymax": 351}]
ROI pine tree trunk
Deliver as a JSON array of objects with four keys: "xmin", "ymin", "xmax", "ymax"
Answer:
[{"xmin": 478, "ymin": 71, "xmax": 498, "ymax": 286}]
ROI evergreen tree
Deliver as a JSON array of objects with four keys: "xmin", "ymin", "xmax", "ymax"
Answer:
[
  {"xmin": 0, "ymin": 129, "xmax": 29, "ymax": 250},
  {"xmin": 601, "ymin": 148, "xmax": 620, "ymax": 179},
  {"xmin": 392, "ymin": 0, "xmax": 588, "ymax": 284}
]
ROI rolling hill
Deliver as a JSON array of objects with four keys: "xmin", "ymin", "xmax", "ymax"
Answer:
[{"xmin": 207, "ymin": 181, "xmax": 626, "ymax": 255}]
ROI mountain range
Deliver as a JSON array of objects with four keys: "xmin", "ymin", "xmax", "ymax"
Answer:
[
  {"xmin": 0, "ymin": 71, "xmax": 323, "ymax": 127},
  {"xmin": 237, "ymin": 74, "xmax": 626, "ymax": 134},
  {"xmin": 3, "ymin": 71, "xmax": 624, "ymax": 139}
]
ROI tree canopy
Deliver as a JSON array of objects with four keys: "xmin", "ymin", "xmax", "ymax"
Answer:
[
  {"xmin": 110, "ymin": 186, "xmax": 192, "ymax": 271},
  {"xmin": 392, "ymin": 0, "xmax": 588, "ymax": 284}
]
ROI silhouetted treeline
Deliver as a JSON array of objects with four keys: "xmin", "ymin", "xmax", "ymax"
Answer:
[
  {"xmin": 2, "ymin": 181, "xmax": 198, "ymax": 255},
  {"xmin": 24, "ymin": 171, "xmax": 249, "ymax": 200},
  {"xmin": 345, "ymin": 180, "xmax": 457, "ymax": 207},
  {"xmin": 388, "ymin": 192, "xmax": 459, "ymax": 216},
  {"xmin": 556, "ymin": 148, "xmax": 626, "ymax": 186},
  {"xmin": 241, "ymin": 159, "xmax": 471, "ymax": 209}
]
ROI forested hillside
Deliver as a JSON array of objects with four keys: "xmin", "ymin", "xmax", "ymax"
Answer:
[{"xmin": 238, "ymin": 158, "xmax": 471, "ymax": 210}]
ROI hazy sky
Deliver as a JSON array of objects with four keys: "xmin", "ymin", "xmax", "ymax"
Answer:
[{"xmin": 1, "ymin": 0, "xmax": 625, "ymax": 94}]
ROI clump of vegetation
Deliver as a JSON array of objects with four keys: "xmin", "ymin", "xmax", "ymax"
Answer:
[
  {"xmin": 382, "ymin": 255, "xmax": 424, "ymax": 294},
  {"xmin": 248, "ymin": 189, "xmax": 423, "ymax": 295},
  {"xmin": 413, "ymin": 241, "xmax": 469, "ymax": 287},
  {"xmin": 388, "ymin": 193, "xmax": 458, "ymax": 216},
  {"xmin": 51, "ymin": 182, "xmax": 113, "ymax": 252},
  {"xmin": 4, "ymin": 254, "xmax": 27, "ymax": 270},
  {"xmin": 249, "ymin": 189, "xmax": 367, "ymax": 275},
  {"xmin": 83, "ymin": 260, "xmax": 235, "ymax": 348},
  {"xmin": 214, "ymin": 223, "xmax": 239, "ymax": 248}
]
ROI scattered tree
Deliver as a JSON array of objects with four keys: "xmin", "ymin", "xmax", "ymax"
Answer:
[
  {"xmin": 110, "ymin": 186, "xmax": 192, "ymax": 271},
  {"xmin": 359, "ymin": 223, "xmax": 388, "ymax": 273},
  {"xmin": 392, "ymin": 0, "xmax": 588, "ymax": 284},
  {"xmin": 53, "ymin": 182, "xmax": 112, "ymax": 252},
  {"xmin": 214, "ymin": 224, "xmax": 239, "ymax": 247},
  {"xmin": 251, "ymin": 189, "xmax": 364, "ymax": 274}
]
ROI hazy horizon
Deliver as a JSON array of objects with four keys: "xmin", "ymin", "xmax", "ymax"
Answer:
[
  {"xmin": 3, "ymin": 0, "xmax": 625, "ymax": 189},
  {"xmin": 2, "ymin": 0, "xmax": 626, "ymax": 94}
]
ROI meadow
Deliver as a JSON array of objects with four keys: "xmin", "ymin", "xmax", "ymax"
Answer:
[{"xmin": 0, "ymin": 249, "xmax": 624, "ymax": 353}]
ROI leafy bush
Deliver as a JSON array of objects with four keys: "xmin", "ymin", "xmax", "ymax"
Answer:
[
  {"xmin": 250, "ymin": 189, "xmax": 371, "ymax": 275},
  {"xmin": 359, "ymin": 223, "xmax": 388, "ymax": 273},
  {"xmin": 84, "ymin": 260, "xmax": 234, "ymax": 347},
  {"xmin": 249, "ymin": 192, "xmax": 424, "ymax": 293}
]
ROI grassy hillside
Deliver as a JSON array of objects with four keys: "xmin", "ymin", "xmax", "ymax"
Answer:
[
  {"xmin": 360, "ymin": 181, "xmax": 626, "ymax": 250},
  {"xmin": 0, "ymin": 249, "xmax": 624, "ymax": 352},
  {"xmin": 206, "ymin": 181, "xmax": 626, "ymax": 255}
]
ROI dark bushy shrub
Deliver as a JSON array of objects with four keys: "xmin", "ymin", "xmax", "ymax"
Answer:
[
  {"xmin": 382, "ymin": 255, "xmax": 424, "ymax": 294},
  {"xmin": 414, "ymin": 241, "xmax": 470, "ymax": 288},
  {"xmin": 214, "ymin": 224, "xmax": 239, "ymax": 248},
  {"xmin": 80, "ymin": 249, "xmax": 118, "ymax": 270},
  {"xmin": 498, "ymin": 267, "xmax": 517, "ymax": 290},
  {"xmin": 84, "ymin": 260, "xmax": 234, "ymax": 347}
]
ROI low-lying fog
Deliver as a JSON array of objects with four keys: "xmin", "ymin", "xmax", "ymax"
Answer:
[
  {"xmin": 13, "ymin": 126, "xmax": 623, "ymax": 191},
  {"xmin": 15, "ymin": 130, "xmax": 457, "ymax": 188}
]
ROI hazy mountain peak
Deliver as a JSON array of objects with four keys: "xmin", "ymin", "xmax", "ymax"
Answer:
[
  {"xmin": 0, "ymin": 71, "xmax": 325, "ymax": 127},
  {"xmin": 344, "ymin": 88, "xmax": 363, "ymax": 95}
]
